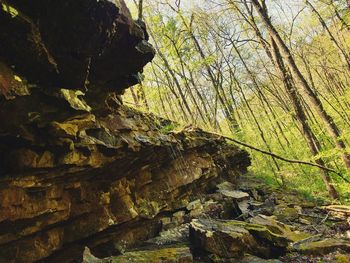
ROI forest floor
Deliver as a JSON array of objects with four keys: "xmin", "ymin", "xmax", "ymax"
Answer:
[
  {"xmin": 84, "ymin": 174, "xmax": 350, "ymax": 263},
  {"xmin": 238, "ymin": 175, "xmax": 350, "ymax": 262}
]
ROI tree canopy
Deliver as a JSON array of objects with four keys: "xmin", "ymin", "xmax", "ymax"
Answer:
[{"xmin": 124, "ymin": 0, "xmax": 350, "ymax": 201}]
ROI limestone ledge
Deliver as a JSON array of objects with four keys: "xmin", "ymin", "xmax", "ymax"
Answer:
[{"xmin": 0, "ymin": 84, "xmax": 250, "ymax": 262}]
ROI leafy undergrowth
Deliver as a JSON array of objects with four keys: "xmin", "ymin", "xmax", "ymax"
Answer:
[{"xmin": 246, "ymin": 145, "xmax": 350, "ymax": 205}]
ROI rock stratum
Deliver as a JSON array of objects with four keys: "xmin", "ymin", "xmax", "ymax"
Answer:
[{"xmin": 0, "ymin": 1, "xmax": 250, "ymax": 262}]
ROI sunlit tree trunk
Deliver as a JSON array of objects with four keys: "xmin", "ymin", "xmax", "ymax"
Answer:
[
  {"xmin": 150, "ymin": 37, "xmax": 193, "ymax": 122},
  {"xmin": 251, "ymin": 0, "xmax": 350, "ymax": 172},
  {"xmin": 165, "ymin": 35, "xmax": 210, "ymax": 127},
  {"xmin": 305, "ymin": 0, "xmax": 350, "ymax": 70},
  {"xmin": 269, "ymin": 37, "xmax": 339, "ymax": 199},
  {"xmin": 232, "ymin": 71, "xmax": 284, "ymax": 185},
  {"xmin": 178, "ymin": 14, "xmax": 240, "ymax": 132}
]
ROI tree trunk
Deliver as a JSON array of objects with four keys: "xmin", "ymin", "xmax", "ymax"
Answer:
[
  {"xmin": 305, "ymin": 0, "xmax": 350, "ymax": 70},
  {"xmin": 269, "ymin": 37, "xmax": 339, "ymax": 199},
  {"xmin": 251, "ymin": 0, "xmax": 350, "ymax": 172},
  {"xmin": 178, "ymin": 13, "xmax": 240, "ymax": 132}
]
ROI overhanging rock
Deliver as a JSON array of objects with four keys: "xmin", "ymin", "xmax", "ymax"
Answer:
[
  {"xmin": 0, "ymin": 1, "xmax": 251, "ymax": 262},
  {"xmin": 0, "ymin": 0, "xmax": 155, "ymax": 93}
]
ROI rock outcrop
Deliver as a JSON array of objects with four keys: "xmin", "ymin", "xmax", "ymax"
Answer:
[
  {"xmin": 0, "ymin": 0, "xmax": 154, "ymax": 94},
  {"xmin": 0, "ymin": 1, "xmax": 250, "ymax": 262},
  {"xmin": 0, "ymin": 76, "xmax": 250, "ymax": 262},
  {"xmin": 3, "ymin": 1, "xmax": 348, "ymax": 263}
]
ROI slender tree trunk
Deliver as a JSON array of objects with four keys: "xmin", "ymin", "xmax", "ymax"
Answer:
[
  {"xmin": 251, "ymin": 0, "xmax": 350, "ymax": 172},
  {"xmin": 150, "ymin": 63, "xmax": 173, "ymax": 119},
  {"xmin": 166, "ymin": 35, "xmax": 210, "ymax": 126},
  {"xmin": 178, "ymin": 13, "xmax": 240, "ymax": 132},
  {"xmin": 186, "ymin": 65, "xmax": 216, "ymax": 127},
  {"xmin": 306, "ymin": 0, "xmax": 350, "ymax": 69},
  {"xmin": 153, "ymin": 46, "xmax": 193, "ymax": 121},
  {"xmin": 301, "ymin": 56, "xmax": 350, "ymax": 125},
  {"xmin": 269, "ymin": 37, "xmax": 339, "ymax": 198},
  {"xmin": 138, "ymin": 0, "xmax": 143, "ymax": 21},
  {"xmin": 332, "ymin": 3, "xmax": 350, "ymax": 32},
  {"xmin": 233, "ymin": 72, "xmax": 284, "ymax": 184},
  {"xmin": 159, "ymin": 66, "xmax": 190, "ymax": 122}
]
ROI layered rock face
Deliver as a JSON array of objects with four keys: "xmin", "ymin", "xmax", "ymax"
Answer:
[
  {"xmin": 0, "ymin": 0, "xmax": 154, "ymax": 93},
  {"xmin": 0, "ymin": 95, "xmax": 249, "ymax": 262},
  {"xmin": 0, "ymin": 1, "xmax": 250, "ymax": 262}
]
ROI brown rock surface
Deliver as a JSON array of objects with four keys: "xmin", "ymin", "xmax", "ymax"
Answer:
[
  {"xmin": 0, "ymin": 0, "xmax": 155, "ymax": 93},
  {"xmin": 0, "ymin": 90, "xmax": 249, "ymax": 262},
  {"xmin": 0, "ymin": 20, "xmax": 249, "ymax": 261},
  {"xmin": 0, "ymin": 1, "xmax": 251, "ymax": 262}
]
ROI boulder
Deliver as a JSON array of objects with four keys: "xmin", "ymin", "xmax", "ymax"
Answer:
[
  {"xmin": 189, "ymin": 216, "xmax": 310, "ymax": 259},
  {"xmin": 217, "ymin": 182, "xmax": 250, "ymax": 201},
  {"xmin": 238, "ymin": 255, "xmax": 282, "ymax": 263},
  {"xmin": 189, "ymin": 218, "xmax": 258, "ymax": 259},
  {"xmin": 293, "ymin": 238, "xmax": 350, "ymax": 255}
]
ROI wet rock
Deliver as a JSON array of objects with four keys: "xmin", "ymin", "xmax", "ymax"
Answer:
[
  {"xmin": 0, "ymin": 62, "xmax": 30, "ymax": 99},
  {"xmin": 293, "ymin": 238, "xmax": 350, "ymax": 255},
  {"xmin": 214, "ymin": 181, "xmax": 252, "ymax": 219},
  {"xmin": 238, "ymin": 255, "xmax": 282, "ymax": 263},
  {"xmin": 159, "ymin": 211, "xmax": 187, "ymax": 231},
  {"xmin": 173, "ymin": 211, "xmax": 186, "ymax": 226},
  {"xmin": 161, "ymin": 217, "xmax": 174, "ymax": 230},
  {"xmin": 237, "ymin": 200, "xmax": 250, "ymax": 217},
  {"xmin": 220, "ymin": 190, "xmax": 249, "ymax": 200},
  {"xmin": 190, "ymin": 216, "xmax": 311, "ymax": 259},
  {"xmin": 190, "ymin": 218, "xmax": 258, "ymax": 259},
  {"xmin": 83, "ymin": 247, "xmax": 105, "ymax": 263},
  {"xmin": 206, "ymin": 254, "xmax": 282, "ymax": 263},
  {"xmin": 248, "ymin": 215, "xmax": 310, "ymax": 247},
  {"xmin": 107, "ymin": 245, "xmax": 193, "ymax": 263},
  {"xmin": 248, "ymin": 201, "xmax": 265, "ymax": 210},
  {"xmin": 273, "ymin": 205, "xmax": 299, "ymax": 222},
  {"xmin": 186, "ymin": 199, "xmax": 224, "ymax": 219},
  {"xmin": 217, "ymin": 182, "xmax": 250, "ymax": 201},
  {"xmin": 39, "ymin": 217, "xmax": 163, "ymax": 262},
  {"xmin": 146, "ymin": 224, "xmax": 189, "ymax": 246},
  {"xmin": 187, "ymin": 199, "xmax": 203, "ymax": 212}
]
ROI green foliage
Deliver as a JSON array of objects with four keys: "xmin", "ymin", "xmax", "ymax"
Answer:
[
  {"xmin": 1, "ymin": 3, "xmax": 18, "ymax": 18},
  {"xmin": 125, "ymin": 0, "xmax": 350, "ymax": 202},
  {"xmin": 160, "ymin": 122, "xmax": 175, "ymax": 134}
]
